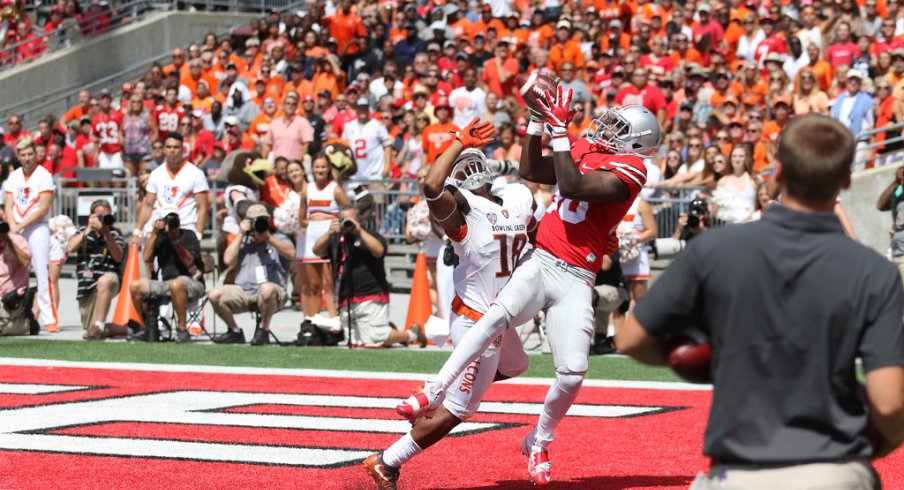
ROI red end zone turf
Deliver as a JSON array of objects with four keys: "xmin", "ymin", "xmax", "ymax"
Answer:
[{"xmin": 0, "ymin": 364, "xmax": 900, "ymax": 489}]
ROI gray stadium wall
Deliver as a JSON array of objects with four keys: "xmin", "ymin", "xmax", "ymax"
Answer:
[{"xmin": 841, "ymin": 164, "xmax": 897, "ymax": 256}]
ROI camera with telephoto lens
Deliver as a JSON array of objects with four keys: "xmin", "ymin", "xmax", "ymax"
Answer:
[
  {"xmin": 163, "ymin": 213, "xmax": 181, "ymax": 231},
  {"xmin": 686, "ymin": 199, "xmax": 708, "ymax": 229},
  {"xmin": 0, "ymin": 222, "xmax": 9, "ymax": 234},
  {"xmin": 339, "ymin": 217, "xmax": 356, "ymax": 234},
  {"xmin": 253, "ymin": 217, "xmax": 270, "ymax": 234},
  {"xmin": 101, "ymin": 214, "xmax": 115, "ymax": 227}
]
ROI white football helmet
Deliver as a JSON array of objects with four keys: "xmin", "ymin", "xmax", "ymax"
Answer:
[
  {"xmin": 588, "ymin": 105, "xmax": 662, "ymax": 156},
  {"xmin": 447, "ymin": 149, "xmax": 492, "ymax": 190}
]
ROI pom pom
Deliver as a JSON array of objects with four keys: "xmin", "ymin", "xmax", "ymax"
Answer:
[
  {"xmin": 49, "ymin": 215, "xmax": 77, "ymax": 247},
  {"xmin": 273, "ymin": 192, "xmax": 302, "ymax": 235},
  {"xmin": 406, "ymin": 201, "xmax": 432, "ymax": 242}
]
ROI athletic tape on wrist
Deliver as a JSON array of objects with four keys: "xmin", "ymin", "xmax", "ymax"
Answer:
[
  {"xmin": 527, "ymin": 120, "xmax": 545, "ymax": 136},
  {"xmin": 552, "ymin": 136, "xmax": 570, "ymax": 153}
]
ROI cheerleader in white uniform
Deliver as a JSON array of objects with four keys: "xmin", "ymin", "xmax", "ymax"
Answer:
[
  {"xmin": 298, "ymin": 156, "xmax": 349, "ymax": 319},
  {"xmin": 273, "ymin": 159, "xmax": 308, "ymax": 307},
  {"xmin": 616, "ymin": 197, "xmax": 657, "ymax": 301}
]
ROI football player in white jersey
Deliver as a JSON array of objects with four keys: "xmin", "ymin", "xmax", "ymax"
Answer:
[
  {"xmin": 341, "ymin": 98, "xmax": 392, "ymax": 182},
  {"xmin": 364, "ymin": 118, "xmax": 537, "ymax": 488},
  {"xmin": 133, "ymin": 132, "xmax": 210, "ymax": 242},
  {"xmin": 3, "ymin": 138, "xmax": 59, "ymax": 331}
]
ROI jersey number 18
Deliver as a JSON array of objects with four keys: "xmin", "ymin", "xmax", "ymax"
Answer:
[{"xmin": 493, "ymin": 233, "xmax": 528, "ymax": 278}]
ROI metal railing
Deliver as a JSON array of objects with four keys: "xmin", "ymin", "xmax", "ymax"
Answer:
[
  {"xmin": 855, "ymin": 120, "xmax": 904, "ymax": 169},
  {"xmin": 53, "ymin": 169, "xmax": 138, "ymax": 231},
  {"xmin": 0, "ymin": 0, "xmax": 166, "ymax": 73},
  {"xmin": 174, "ymin": 0, "xmax": 301, "ymax": 12},
  {"xmin": 645, "ymin": 186, "xmax": 708, "ymax": 239}
]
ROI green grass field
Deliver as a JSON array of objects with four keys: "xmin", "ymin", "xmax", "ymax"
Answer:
[{"xmin": 0, "ymin": 338, "xmax": 683, "ymax": 382}]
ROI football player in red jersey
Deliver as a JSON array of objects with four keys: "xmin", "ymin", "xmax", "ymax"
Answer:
[
  {"xmin": 91, "ymin": 90, "xmax": 125, "ymax": 170},
  {"xmin": 396, "ymin": 87, "xmax": 661, "ymax": 486},
  {"xmin": 153, "ymin": 87, "xmax": 187, "ymax": 139}
]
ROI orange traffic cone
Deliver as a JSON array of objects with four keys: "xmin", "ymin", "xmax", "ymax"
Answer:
[
  {"xmin": 404, "ymin": 252, "xmax": 432, "ymax": 331},
  {"xmin": 111, "ymin": 243, "xmax": 143, "ymax": 327}
]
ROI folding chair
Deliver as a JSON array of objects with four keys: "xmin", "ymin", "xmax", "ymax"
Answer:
[{"xmin": 156, "ymin": 296, "xmax": 214, "ymax": 342}]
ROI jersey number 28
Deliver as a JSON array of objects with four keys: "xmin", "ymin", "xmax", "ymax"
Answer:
[{"xmin": 493, "ymin": 233, "xmax": 528, "ymax": 278}]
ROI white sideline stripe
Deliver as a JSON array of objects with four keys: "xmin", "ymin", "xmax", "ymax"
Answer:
[
  {"xmin": 0, "ymin": 434, "xmax": 372, "ymax": 467},
  {"xmin": 0, "ymin": 383, "xmax": 90, "ymax": 394},
  {"xmin": 0, "ymin": 357, "xmax": 711, "ymax": 391}
]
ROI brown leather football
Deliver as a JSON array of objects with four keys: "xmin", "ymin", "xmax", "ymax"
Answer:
[
  {"xmin": 516, "ymin": 71, "xmax": 559, "ymax": 115},
  {"xmin": 665, "ymin": 333, "xmax": 712, "ymax": 384}
]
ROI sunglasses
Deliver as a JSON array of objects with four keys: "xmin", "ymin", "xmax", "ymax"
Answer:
[
  {"xmin": 800, "ymin": 75, "xmax": 814, "ymax": 80},
  {"xmin": 688, "ymin": 143, "xmax": 702, "ymax": 148},
  {"xmin": 746, "ymin": 128, "xmax": 760, "ymax": 132},
  {"xmin": 748, "ymin": 115, "xmax": 762, "ymax": 120}
]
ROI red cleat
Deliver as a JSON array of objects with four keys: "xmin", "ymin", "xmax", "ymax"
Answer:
[
  {"xmin": 395, "ymin": 381, "xmax": 443, "ymax": 421},
  {"xmin": 521, "ymin": 433, "xmax": 551, "ymax": 486}
]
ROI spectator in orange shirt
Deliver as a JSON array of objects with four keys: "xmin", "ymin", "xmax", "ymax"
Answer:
[
  {"xmin": 63, "ymin": 90, "xmax": 93, "ymax": 126},
  {"xmin": 482, "ymin": 40, "xmax": 519, "ymax": 98},
  {"xmin": 421, "ymin": 98, "xmax": 459, "ymax": 166},
  {"xmin": 670, "ymin": 33, "xmax": 704, "ymax": 70},
  {"xmin": 549, "ymin": 19, "xmax": 585, "ymax": 75},
  {"xmin": 162, "ymin": 48, "xmax": 187, "ymax": 80},
  {"xmin": 762, "ymin": 97, "xmax": 791, "ymax": 167},
  {"xmin": 328, "ymin": 0, "xmax": 367, "ymax": 56},
  {"xmin": 526, "ymin": 11, "xmax": 554, "ymax": 48},
  {"xmin": 472, "ymin": 5, "xmax": 508, "ymax": 41},
  {"xmin": 249, "ymin": 98, "xmax": 278, "ymax": 145},
  {"xmin": 599, "ymin": 19, "xmax": 631, "ymax": 52},
  {"xmin": 284, "ymin": 63, "xmax": 314, "ymax": 101}
]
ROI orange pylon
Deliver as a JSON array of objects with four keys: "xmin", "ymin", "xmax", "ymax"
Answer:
[
  {"xmin": 111, "ymin": 243, "xmax": 143, "ymax": 327},
  {"xmin": 404, "ymin": 252, "xmax": 432, "ymax": 331}
]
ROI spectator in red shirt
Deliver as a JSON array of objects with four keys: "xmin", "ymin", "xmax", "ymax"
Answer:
[
  {"xmin": 826, "ymin": 22, "xmax": 859, "ymax": 69},
  {"xmin": 614, "ymin": 68, "xmax": 668, "ymax": 126},
  {"xmin": 640, "ymin": 37, "xmax": 675, "ymax": 79},
  {"xmin": 14, "ymin": 22, "xmax": 45, "ymax": 63},
  {"xmin": 692, "ymin": 3, "xmax": 725, "ymax": 65},
  {"xmin": 4, "ymin": 116, "xmax": 31, "ymax": 148},
  {"xmin": 187, "ymin": 110, "xmax": 215, "ymax": 167}
]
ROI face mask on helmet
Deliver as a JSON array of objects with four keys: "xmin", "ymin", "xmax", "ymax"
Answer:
[
  {"xmin": 588, "ymin": 105, "xmax": 661, "ymax": 156},
  {"xmin": 447, "ymin": 149, "xmax": 492, "ymax": 190}
]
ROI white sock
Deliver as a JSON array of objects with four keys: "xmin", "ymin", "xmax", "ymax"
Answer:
[
  {"xmin": 382, "ymin": 433, "xmax": 423, "ymax": 468},
  {"xmin": 534, "ymin": 373, "xmax": 584, "ymax": 448},
  {"xmin": 95, "ymin": 321, "xmax": 105, "ymax": 332},
  {"xmin": 407, "ymin": 330, "xmax": 418, "ymax": 342},
  {"xmin": 436, "ymin": 304, "xmax": 509, "ymax": 388}
]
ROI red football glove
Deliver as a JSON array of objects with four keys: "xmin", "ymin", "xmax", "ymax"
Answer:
[
  {"xmin": 456, "ymin": 118, "xmax": 496, "ymax": 149},
  {"xmin": 538, "ymin": 85, "xmax": 575, "ymax": 137}
]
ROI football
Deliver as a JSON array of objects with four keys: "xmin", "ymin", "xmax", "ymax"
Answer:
[
  {"xmin": 516, "ymin": 71, "xmax": 559, "ymax": 115},
  {"xmin": 665, "ymin": 330, "xmax": 712, "ymax": 384}
]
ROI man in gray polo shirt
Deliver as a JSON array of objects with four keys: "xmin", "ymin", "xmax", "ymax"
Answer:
[
  {"xmin": 209, "ymin": 203, "xmax": 294, "ymax": 346},
  {"xmin": 619, "ymin": 114, "xmax": 904, "ymax": 488}
]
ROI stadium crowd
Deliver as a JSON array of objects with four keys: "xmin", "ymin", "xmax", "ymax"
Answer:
[
  {"xmin": 1, "ymin": 0, "xmax": 903, "ymax": 341},
  {"xmin": 0, "ymin": 0, "xmax": 121, "ymax": 65}
]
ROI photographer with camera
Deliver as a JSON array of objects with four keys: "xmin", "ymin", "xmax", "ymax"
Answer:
[
  {"xmin": 67, "ymin": 199, "xmax": 125, "ymax": 340},
  {"xmin": 0, "ymin": 222, "xmax": 37, "ymax": 336},
  {"xmin": 129, "ymin": 208, "xmax": 205, "ymax": 343},
  {"xmin": 209, "ymin": 203, "xmax": 294, "ymax": 346},
  {"xmin": 673, "ymin": 198, "xmax": 710, "ymax": 241},
  {"xmin": 312, "ymin": 205, "xmax": 413, "ymax": 347}
]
